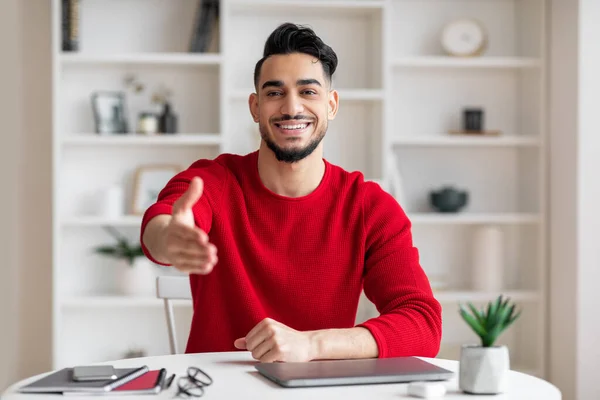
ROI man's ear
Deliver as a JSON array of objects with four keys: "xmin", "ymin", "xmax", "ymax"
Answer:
[
  {"xmin": 249, "ymin": 93, "xmax": 259, "ymax": 123},
  {"xmin": 328, "ymin": 89, "xmax": 339, "ymax": 120}
]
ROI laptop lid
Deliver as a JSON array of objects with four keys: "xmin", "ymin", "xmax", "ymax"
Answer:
[{"xmin": 255, "ymin": 357, "xmax": 454, "ymax": 388}]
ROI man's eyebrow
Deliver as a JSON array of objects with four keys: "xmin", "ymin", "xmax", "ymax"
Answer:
[
  {"xmin": 297, "ymin": 79, "xmax": 322, "ymax": 87},
  {"xmin": 261, "ymin": 80, "xmax": 284, "ymax": 90},
  {"xmin": 261, "ymin": 79, "xmax": 323, "ymax": 90}
]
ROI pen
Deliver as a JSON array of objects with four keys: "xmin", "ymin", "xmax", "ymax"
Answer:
[{"xmin": 166, "ymin": 374, "xmax": 176, "ymax": 389}]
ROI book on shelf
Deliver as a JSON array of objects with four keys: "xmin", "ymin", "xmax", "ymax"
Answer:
[
  {"xmin": 62, "ymin": 0, "xmax": 79, "ymax": 52},
  {"xmin": 189, "ymin": 0, "xmax": 220, "ymax": 53}
]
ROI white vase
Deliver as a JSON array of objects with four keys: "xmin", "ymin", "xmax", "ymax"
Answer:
[
  {"xmin": 459, "ymin": 344, "xmax": 510, "ymax": 394},
  {"xmin": 471, "ymin": 225, "xmax": 504, "ymax": 291},
  {"xmin": 97, "ymin": 185, "xmax": 125, "ymax": 218},
  {"xmin": 118, "ymin": 258, "xmax": 157, "ymax": 297}
]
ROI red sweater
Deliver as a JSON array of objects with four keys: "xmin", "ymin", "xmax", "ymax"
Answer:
[{"xmin": 141, "ymin": 151, "xmax": 442, "ymax": 358}]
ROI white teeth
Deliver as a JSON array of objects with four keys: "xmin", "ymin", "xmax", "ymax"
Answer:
[{"xmin": 279, "ymin": 124, "xmax": 308, "ymax": 130}]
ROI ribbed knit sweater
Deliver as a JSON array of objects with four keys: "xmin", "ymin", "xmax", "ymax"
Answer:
[{"xmin": 141, "ymin": 151, "xmax": 442, "ymax": 358}]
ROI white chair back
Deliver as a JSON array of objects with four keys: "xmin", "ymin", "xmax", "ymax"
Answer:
[{"xmin": 156, "ymin": 276, "xmax": 192, "ymax": 354}]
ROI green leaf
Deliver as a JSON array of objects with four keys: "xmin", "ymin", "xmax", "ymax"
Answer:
[
  {"xmin": 503, "ymin": 308, "xmax": 522, "ymax": 331},
  {"xmin": 459, "ymin": 304, "xmax": 487, "ymax": 339},
  {"xmin": 496, "ymin": 301, "xmax": 512, "ymax": 326},
  {"xmin": 468, "ymin": 303, "xmax": 485, "ymax": 325},
  {"xmin": 94, "ymin": 247, "xmax": 118, "ymax": 255},
  {"xmin": 459, "ymin": 295, "xmax": 522, "ymax": 348},
  {"xmin": 93, "ymin": 228, "xmax": 145, "ymax": 264}
]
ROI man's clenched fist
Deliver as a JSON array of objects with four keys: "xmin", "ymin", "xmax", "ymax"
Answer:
[{"xmin": 234, "ymin": 318, "xmax": 316, "ymax": 363}]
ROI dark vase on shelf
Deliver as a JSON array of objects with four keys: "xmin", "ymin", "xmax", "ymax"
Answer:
[
  {"xmin": 463, "ymin": 108, "xmax": 484, "ymax": 132},
  {"xmin": 159, "ymin": 102, "xmax": 178, "ymax": 134},
  {"xmin": 430, "ymin": 186, "xmax": 469, "ymax": 213}
]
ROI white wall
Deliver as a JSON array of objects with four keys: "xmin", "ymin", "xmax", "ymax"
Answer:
[
  {"xmin": 16, "ymin": 0, "xmax": 53, "ymax": 380},
  {"xmin": 548, "ymin": 1, "xmax": 578, "ymax": 398},
  {"xmin": 0, "ymin": 0, "xmax": 23, "ymax": 391},
  {"xmin": 576, "ymin": 0, "xmax": 600, "ymax": 398},
  {"xmin": 0, "ymin": 0, "xmax": 53, "ymax": 391},
  {"xmin": 549, "ymin": 1, "xmax": 600, "ymax": 399}
]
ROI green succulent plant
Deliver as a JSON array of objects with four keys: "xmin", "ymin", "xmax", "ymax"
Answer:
[
  {"xmin": 459, "ymin": 295, "xmax": 522, "ymax": 347},
  {"xmin": 93, "ymin": 226, "xmax": 145, "ymax": 267}
]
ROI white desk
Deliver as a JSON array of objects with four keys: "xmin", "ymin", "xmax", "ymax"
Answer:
[{"xmin": 4, "ymin": 352, "xmax": 561, "ymax": 399}]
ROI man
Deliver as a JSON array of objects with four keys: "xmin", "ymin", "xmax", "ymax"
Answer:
[{"xmin": 141, "ymin": 23, "xmax": 442, "ymax": 363}]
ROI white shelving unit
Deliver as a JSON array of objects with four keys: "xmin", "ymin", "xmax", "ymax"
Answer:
[
  {"xmin": 51, "ymin": 0, "xmax": 548, "ymax": 378},
  {"xmin": 60, "ymin": 53, "xmax": 223, "ymax": 66},
  {"xmin": 61, "ymin": 133, "xmax": 222, "ymax": 146}
]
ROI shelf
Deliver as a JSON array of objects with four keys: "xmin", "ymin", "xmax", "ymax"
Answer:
[
  {"xmin": 60, "ymin": 53, "xmax": 222, "ymax": 66},
  {"xmin": 61, "ymin": 134, "xmax": 222, "ymax": 146},
  {"xmin": 391, "ymin": 136, "xmax": 540, "ymax": 147},
  {"xmin": 434, "ymin": 291, "xmax": 539, "ymax": 304},
  {"xmin": 408, "ymin": 213, "xmax": 540, "ymax": 225},
  {"xmin": 392, "ymin": 56, "xmax": 542, "ymax": 69},
  {"xmin": 61, "ymin": 295, "xmax": 191, "ymax": 308},
  {"xmin": 62, "ymin": 215, "xmax": 142, "ymax": 227},
  {"xmin": 60, "ymin": 292, "xmax": 538, "ymax": 309},
  {"xmin": 338, "ymin": 89, "xmax": 384, "ymax": 101},
  {"xmin": 63, "ymin": 214, "xmax": 539, "ymax": 228},
  {"xmin": 230, "ymin": 0, "xmax": 385, "ymax": 11},
  {"xmin": 230, "ymin": 89, "xmax": 384, "ymax": 102}
]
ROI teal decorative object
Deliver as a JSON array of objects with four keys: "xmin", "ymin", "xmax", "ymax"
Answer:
[{"xmin": 430, "ymin": 186, "xmax": 468, "ymax": 213}]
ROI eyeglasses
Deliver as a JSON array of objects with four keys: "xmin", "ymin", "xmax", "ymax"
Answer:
[{"xmin": 174, "ymin": 366, "xmax": 213, "ymax": 398}]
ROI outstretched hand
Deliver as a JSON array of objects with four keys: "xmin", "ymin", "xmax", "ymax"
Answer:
[
  {"xmin": 163, "ymin": 176, "xmax": 218, "ymax": 274},
  {"xmin": 234, "ymin": 318, "xmax": 316, "ymax": 363}
]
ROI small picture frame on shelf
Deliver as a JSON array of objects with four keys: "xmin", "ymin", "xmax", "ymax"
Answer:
[
  {"xmin": 132, "ymin": 164, "xmax": 182, "ymax": 215},
  {"xmin": 91, "ymin": 91, "xmax": 128, "ymax": 134}
]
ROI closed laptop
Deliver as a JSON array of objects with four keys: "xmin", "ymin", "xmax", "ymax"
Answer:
[{"xmin": 255, "ymin": 357, "xmax": 454, "ymax": 388}]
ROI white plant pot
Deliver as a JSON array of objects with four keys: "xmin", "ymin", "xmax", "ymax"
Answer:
[
  {"xmin": 459, "ymin": 344, "xmax": 510, "ymax": 394},
  {"xmin": 118, "ymin": 258, "xmax": 157, "ymax": 297}
]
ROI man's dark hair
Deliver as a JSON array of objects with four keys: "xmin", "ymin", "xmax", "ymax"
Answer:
[{"xmin": 253, "ymin": 23, "xmax": 338, "ymax": 90}]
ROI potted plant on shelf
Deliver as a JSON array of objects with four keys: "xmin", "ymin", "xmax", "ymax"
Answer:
[
  {"xmin": 93, "ymin": 227, "xmax": 157, "ymax": 297},
  {"xmin": 458, "ymin": 295, "xmax": 521, "ymax": 394}
]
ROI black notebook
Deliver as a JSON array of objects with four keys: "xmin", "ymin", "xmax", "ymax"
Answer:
[{"xmin": 18, "ymin": 366, "xmax": 148, "ymax": 393}]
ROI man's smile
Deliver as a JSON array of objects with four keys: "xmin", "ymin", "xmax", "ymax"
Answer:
[{"xmin": 273, "ymin": 121, "xmax": 312, "ymax": 136}]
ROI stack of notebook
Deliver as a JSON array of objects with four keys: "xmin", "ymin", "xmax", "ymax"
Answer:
[{"xmin": 18, "ymin": 366, "xmax": 168, "ymax": 395}]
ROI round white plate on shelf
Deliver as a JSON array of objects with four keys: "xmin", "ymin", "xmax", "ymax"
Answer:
[{"xmin": 441, "ymin": 18, "xmax": 487, "ymax": 57}]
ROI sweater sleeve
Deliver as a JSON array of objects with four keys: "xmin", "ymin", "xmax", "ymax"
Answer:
[
  {"xmin": 140, "ymin": 159, "xmax": 227, "ymax": 266},
  {"xmin": 356, "ymin": 182, "xmax": 442, "ymax": 358}
]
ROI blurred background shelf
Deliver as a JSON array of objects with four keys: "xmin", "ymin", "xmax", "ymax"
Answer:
[
  {"xmin": 61, "ymin": 216, "xmax": 142, "ymax": 228},
  {"xmin": 434, "ymin": 290, "xmax": 539, "ymax": 303},
  {"xmin": 61, "ymin": 295, "xmax": 190, "ymax": 308},
  {"xmin": 229, "ymin": 0, "xmax": 386, "ymax": 12},
  {"xmin": 408, "ymin": 213, "xmax": 540, "ymax": 225},
  {"xmin": 391, "ymin": 136, "xmax": 540, "ymax": 147},
  {"xmin": 61, "ymin": 134, "xmax": 222, "ymax": 146},
  {"xmin": 392, "ymin": 56, "xmax": 541, "ymax": 69},
  {"xmin": 60, "ymin": 53, "xmax": 223, "ymax": 66}
]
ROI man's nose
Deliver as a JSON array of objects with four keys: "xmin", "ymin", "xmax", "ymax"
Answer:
[{"xmin": 280, "ymin": 93, "xmax": 304, "ymax": 116}]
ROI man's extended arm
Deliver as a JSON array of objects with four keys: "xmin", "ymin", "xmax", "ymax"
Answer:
[
  {"xmin": 141, "ymin": 176, "xmax": 218, "ymax": 275},
  {"xmin": 142, "ymin": 215, "xmax": 172, "ymax": 265}
]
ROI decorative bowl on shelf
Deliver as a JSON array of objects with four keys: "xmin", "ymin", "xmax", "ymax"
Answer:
[{"xmin": 430, "ymin": 186, "xmax": 468, "ymax": 213}]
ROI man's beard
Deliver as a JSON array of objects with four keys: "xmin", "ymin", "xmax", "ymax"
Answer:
[{"xmin": 259, "ymin": 121, "xmax": 326, "ymax": 163}]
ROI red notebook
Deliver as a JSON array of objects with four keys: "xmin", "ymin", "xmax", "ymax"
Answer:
[{"xmin": 113, "ymin": 369, "xmax": 166, "ymax": 394}]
